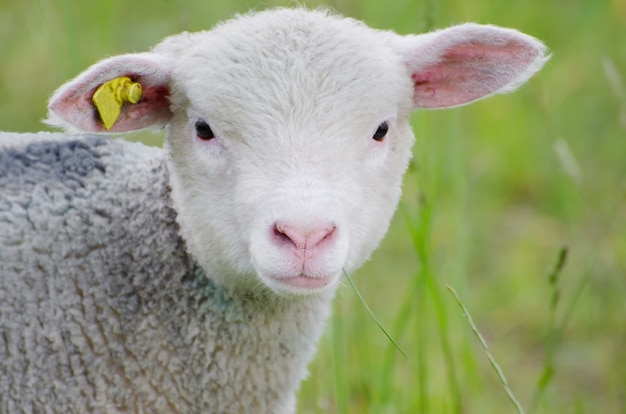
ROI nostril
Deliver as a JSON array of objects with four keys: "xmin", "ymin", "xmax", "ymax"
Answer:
[
  {"xmin": 272, "ymin": 222, "xmax": 336, "ymax": 252},
  {"xmin": 273, "ymin": 224, "xmax": 298, "ymax": 248},
  {"xmin": 310, "ymin": 226, "xmax": 336, "ymax": 248}
]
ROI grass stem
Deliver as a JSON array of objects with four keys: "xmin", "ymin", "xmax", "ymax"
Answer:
[
  {"xmin": 332, "ymin": 307, "xmax": 349, "ymax": 414},
  {"xmin": 530, "ymin": 247, "xmax": 568, "ymax": 412},
  {"xmin": 344, "ymin": 271, "xmax": 408, "ymax": 360},
  {"xmin": 446, "ymin": 284, "xmax": 526, "ymax": 414}
]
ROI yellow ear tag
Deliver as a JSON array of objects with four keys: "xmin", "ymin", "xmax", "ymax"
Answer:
[{"xmin": 92, "ymin": 77, "xmax": 143, "ymax": 130}]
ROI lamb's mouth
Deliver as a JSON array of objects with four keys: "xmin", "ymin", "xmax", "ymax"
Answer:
[
  {"xmin": 278, "ymin": 274, "xmax": 333, "ymax": 289},
  {"xmin": 262, "ymin": 273, "xmax": 337, "ymax": 295}
]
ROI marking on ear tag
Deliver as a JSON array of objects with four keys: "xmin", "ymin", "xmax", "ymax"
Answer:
[{"xmin": 92, "ymin": 77, "xmax": 143, "ymax": 130}]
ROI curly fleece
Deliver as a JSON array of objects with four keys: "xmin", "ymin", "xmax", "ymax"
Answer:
[{"xmin": 0, "ymin": 133, "xmax": 328, "ymax": 413}]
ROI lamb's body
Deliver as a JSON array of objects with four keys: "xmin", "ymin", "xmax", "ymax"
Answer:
[
  {"xmin": 0, "ymin": 8, "xmax": 547, "ymax": 413},
  {"xmin": 0, "ymin": 134, "xmax": 326, "ymax": 413}
]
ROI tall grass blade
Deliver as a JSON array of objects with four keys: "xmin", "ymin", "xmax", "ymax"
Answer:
[
  {"xmin": 344, "ymin": 271, "xmax": 408, "ymax": 360},
  {"xmin": 401, "ymin": 190, "xmax": 463, "ymax": 413},
  {"xmin": 530, "ymin": 246, "xmax": 568, "ymax": 412},
  {"xmin": 549, "ymin": 247, "xmax": 567, "ymax": 311},
  {"xmin": 332, "ymin": 308, "xmax": 349, "ymax": 414},
  {"xmin": 378, "ymin": 270, "xmax": 419, "ymax": 403},
  {"xmin": 446, "ymin": 284, "xmax": 526, "ymax": 414},
  {"xmin": 58, "ymin": 0, "xmax": 81, "ymax": 75}
]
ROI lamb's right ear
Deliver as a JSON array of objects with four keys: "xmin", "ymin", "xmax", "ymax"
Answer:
[{"xmin": 46, "ymin": 53, "xmax": 172, "ymax": 133}]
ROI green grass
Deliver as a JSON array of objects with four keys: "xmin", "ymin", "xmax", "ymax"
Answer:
[
  {"xmin": 2, "ymin": 0, "xmax": 625, "ymax": 412},
  {"xmin": 446, "ymin": 284, "xmax": 526, "ymax": 414}
]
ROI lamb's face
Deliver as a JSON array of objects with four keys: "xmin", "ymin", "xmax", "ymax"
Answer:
[
  {"xmin": 46, "ymin": 8, "xmax": 547, "ymax": 296},
  {"xmin": 166, "ymin": 13, "xmax": 415, "ymax": 295}
]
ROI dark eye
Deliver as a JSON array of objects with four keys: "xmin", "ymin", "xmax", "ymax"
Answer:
[
  {"xmin": 195, "ymin": 120, "xmax": 215, "ymax": 140},
  {"xmin": 372, "ymin": 121, "xmax": 389, "ymax": 142}
]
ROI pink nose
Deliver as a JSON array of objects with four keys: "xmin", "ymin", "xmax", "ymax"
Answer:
[{"xmin": 272, "ymin": 222, "xmax": 336, "ymax": 257}]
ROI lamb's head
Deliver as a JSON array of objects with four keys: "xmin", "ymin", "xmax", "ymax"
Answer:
[{"xmin": 47, "ymin": 8, "xmax": 548, "ymax": 296}]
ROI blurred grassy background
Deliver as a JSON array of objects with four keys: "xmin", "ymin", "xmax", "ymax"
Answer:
[{"xmin": 1, "ymin": 0, "xmax": 625, "ymax": 412}]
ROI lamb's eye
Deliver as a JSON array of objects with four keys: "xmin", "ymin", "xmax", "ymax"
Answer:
[
  {"xmin": 372, "ymin": 121, "xmax": 389, "ymax": 142},
  {"xmin": 195, "ymin": 120, "xmax": 215, "ymax": 140}
]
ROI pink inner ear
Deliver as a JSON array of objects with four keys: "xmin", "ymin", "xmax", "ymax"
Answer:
[
  {"xmin": 50, "ymin": 74, "xmax": 171, "ymax": 133},
  {"xmin": 412, "ymin": 65, "xmax": 474, "ymax": 108},
  {"xmin": 48, "ymin": 54, "xmax": 173, "ymax": 133},
  {"xmin": 411, "ymin": 40, "xmax": 537, "ymax": 108},
  {"xmin": 107, "ymin": 77, "xmax": 172, "ymax": 133}
]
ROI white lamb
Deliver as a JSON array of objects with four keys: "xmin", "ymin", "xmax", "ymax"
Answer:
[{"xmin": 0, "ymin": 8, "xmax": 548, "ymax": 413}]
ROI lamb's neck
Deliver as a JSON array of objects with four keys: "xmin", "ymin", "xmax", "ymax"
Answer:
[{"xmin": 160, "ymin": 269, "xmax": 336, "ymax": 413}]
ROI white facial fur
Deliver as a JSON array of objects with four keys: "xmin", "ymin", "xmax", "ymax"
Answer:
[{"xmin": 163, "ymin": 11, "xmax": 416, "ymax": 295}]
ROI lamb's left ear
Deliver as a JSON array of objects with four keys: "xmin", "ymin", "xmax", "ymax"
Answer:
[
  {"xmin": 395, "ymin": 24, "xmax": 549, "ymax": 109},
  {"xmin": 46, "ymin": 53, "xmax": 173, "ymax": 133}
]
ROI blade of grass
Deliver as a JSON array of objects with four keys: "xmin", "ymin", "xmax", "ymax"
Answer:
[
  {"xmin": 378, "ymin": 268, "xmax": 420, "ymax": 403},
  {"xmin": 344, "ymin": 270, "xmax": 408, "ymax": 360},
  {"xmin": 446, "ymin": 284, "xmax": 526, "ymax": 414},
  {"xmin": 332, "ymin": 305, "xmax": 349, "ymax": 414},
  {"xmin": 530, "ymin": 246, "xmax": 568, "ymax": 412},
  {"xmin": 58, "ymin": 0, "xmax": 81, "ymax": 75},
  {"xmin": 400, "ymin": 189, "xmax": 463, "ymax": 414}
]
